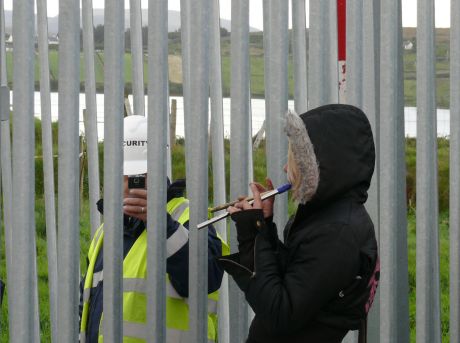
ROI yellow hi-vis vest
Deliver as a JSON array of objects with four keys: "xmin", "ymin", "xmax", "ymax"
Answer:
[{"xmin": 79, "ymin": 197, "xmax": 229, "ymax": 343}]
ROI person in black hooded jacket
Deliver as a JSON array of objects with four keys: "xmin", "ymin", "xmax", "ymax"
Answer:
[{"xmin": 218, "ymin": 104, "xmax": 379, "ymax": 343}]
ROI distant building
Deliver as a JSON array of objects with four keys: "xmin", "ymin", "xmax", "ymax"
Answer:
[
  {"xmin": 404, "ymin": 40, "xmax": 414, "ymax": 50},
  {"xmin": 5, "ymin": 34, "xmax": 12, "ymax": 51},
  {"xmin": 48, "ymin": 34, "xmax": 59, "ymax": 46}
]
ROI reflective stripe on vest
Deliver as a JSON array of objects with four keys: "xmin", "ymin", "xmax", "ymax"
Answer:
[
  {"xmin": 80, "ymin": 198, "xmax": 222, "ymax": 342},
  {"xmin": 167, "ymin": 224, "xmax": 189, "ymax": 258}
]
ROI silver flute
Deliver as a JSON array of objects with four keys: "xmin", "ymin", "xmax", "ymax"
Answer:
[{"xmin": 197, "ymin": 183, "xmax": 291, "ymax": 230}]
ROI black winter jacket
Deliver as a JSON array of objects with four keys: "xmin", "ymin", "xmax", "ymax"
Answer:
[{"xmin": 219, "ymin": 104, "xmax": 378, "ymax": 343}]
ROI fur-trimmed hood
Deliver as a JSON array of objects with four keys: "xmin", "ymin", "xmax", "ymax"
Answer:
[{"xmin": 285, "ymin": 104, "xmax": 375, "ymax": 218}]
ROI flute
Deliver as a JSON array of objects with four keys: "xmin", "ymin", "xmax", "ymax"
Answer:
[{"xmin": 197, "ymin": 183, "xmax": 291, "ymax": 230}]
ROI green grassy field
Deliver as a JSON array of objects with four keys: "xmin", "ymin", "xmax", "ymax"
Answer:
[{"xmin": 2, "ymin": 28, "xmax": 454, "ymax": 108}]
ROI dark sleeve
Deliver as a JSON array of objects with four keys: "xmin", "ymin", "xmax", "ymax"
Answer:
[
  {"xmin": 0, "ymin": 279, "xmax": 5, "ymax": 305},
  {"xmin": 78, "ymin": 273, "xmax": 86, "ymax": 323},
  {"xmin": 166, "ymin": 214, "xmax": 224, "ymax": 298},
  {"xmin": 78, "ymin": 256, "xmax": 90, "ymax": 322},
  {"xmin": 220, "ymin": 221, "xmax": 358, "ymax": 335}
]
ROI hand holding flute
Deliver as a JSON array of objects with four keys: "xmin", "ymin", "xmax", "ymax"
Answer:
[
  {"xmin": 197, "ymin": 179, "xmax": 291, "ymax": 229},
  {"xmin": 227, "ymin": 178, "xmax": 276, "ymax": 219},
  {"xmin": 209, "ymin": 178, "xmax": 274, "ymax": 214}
]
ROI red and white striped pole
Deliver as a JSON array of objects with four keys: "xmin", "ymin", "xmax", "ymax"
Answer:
[{"xmin": 337, "ymin": 0, "xmax": 346, "ymax": 103}]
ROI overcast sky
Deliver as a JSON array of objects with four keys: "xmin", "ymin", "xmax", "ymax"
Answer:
[{"xmin": 3, "ymin": 0, "xmax": 453, "ymax": 28}]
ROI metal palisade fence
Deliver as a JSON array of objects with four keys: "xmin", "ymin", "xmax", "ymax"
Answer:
[{"xmin": 0, "ymin": 0, "xmax": 454, "ymax": 342}]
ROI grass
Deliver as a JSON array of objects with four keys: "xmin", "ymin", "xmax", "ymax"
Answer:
[
  {"xmin": 2, "ymin": 27, "xmax": 454, "ymax": 108},
  {"xmin": 0, "ymin": 198, "xmax": 92, "ymax": 342},
  {"xmin": 407, "ymin": 210, "xmax": 450, "ymax": 342}
]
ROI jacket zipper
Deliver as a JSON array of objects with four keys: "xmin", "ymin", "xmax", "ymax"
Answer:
[{"xmin": 252, "ymin": 235, "xmax": 258, "ymax": 277}]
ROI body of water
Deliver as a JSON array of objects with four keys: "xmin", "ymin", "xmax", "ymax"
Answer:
[{"xmin": 25, "ymin": 92, "xmax": 450, "ymax": 140}]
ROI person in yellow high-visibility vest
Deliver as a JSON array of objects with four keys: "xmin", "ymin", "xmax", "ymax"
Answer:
[{"xmin": 79, "ymin": 115, "xmax": 228, "ymax": 343}]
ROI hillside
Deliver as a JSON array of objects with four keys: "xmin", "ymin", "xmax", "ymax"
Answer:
[
  {"xmin": 2, "ymin": 9, "xmax": 260, "ymax": 36},
  {"xmin": 1, "ymin": 26, "xmax": 453, "ymax": 107}
]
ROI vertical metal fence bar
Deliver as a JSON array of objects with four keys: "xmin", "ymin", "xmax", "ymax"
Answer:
[
  {"xmin": 82, "ymin": 0, "xmax": 101, "ymax": 236},
  {"xmin": 103, "ymin": 1, "xmax": 124, "ymax": 341},
  {"xmin": 130, "ymin": 0, "xmax": 145, "ymax": 117},
  {"xmin": 262, "ymin": 0, "xmax": 271, "ymax": 212},
  {"xmin": 0, "ymin": 0, "xmax": 14, "ymax": 335},
  {"xmin": 342, "ymin": 2, "xmax": 380, "ymax": 342},
  {"xmin": 263, "ymin": 0, "xmax": 289, "ymax": 232},
  {"xmin": 209, "ymin": 0, "xmax": 230, "ymax": 341},
  {"xmin": 147, "ymin": 0, "xmax": 168, "ymax": 341},
  {"xmin": 248, "ymin": 91, "xmax": 254, "ymax": 189},
  {"xmin": 396, "ymin": 2, "xmax": 410, "ymax": 341},
  {"xmin": 180, "ymin": 0, "xmax": 190, "ymax": 170},
  {"xmin": 32, "ymin": 190, "xmax": 40, "ymax": 342},
  {"xmin": 379, "ymin": 0, "xmax": 409, "ymax": 341},
  {"xmin": 337, "ymin": 0, "xmax": 346, "ymax": 103},
  {"xmin": 36, "ymin": 0, "xmax": 58, "ymax": 341},
  {"xmin": 327, "ymin": 0, "xmax": 338, "ymax": 103},
  {"xmin": 10, "ymin": 0, "xmax": 37, "ymax": 341},
  {"xmin": 166, "ymin": 90, "xmax": 172, "ymax": 180},
  {"xmin": 362, "ymin": 0, "xmax": 381, "ymax": 271},
  {"xmin": 416, "ymin": 0, "xmax": 442, "ymax": 342},
  {"xmin": 363, "ymin": 1, "xmax": 380, "ymax": 341},
  {"xmin": 263, "ymin": 1, "xmax": 271, "ymax": 117},
  {"xmin": 308, "ymin": 0, "xmax": 322, "ymax": 108},
  {"xmin": 185, "ymin": 0, "xmax": 210, "ymax": 341},
  {"xmin": 0, "ymin": 0, "xmax": 4, "ymax": 85},
  {"xmin": 291, "ymin": 0, "xmax": 308, "ymax": 114},
  {"xmin": 450, "ymin": 0, "xmax": 460, "ymax": 341},
  {"xmin": 229, "ymin": 1, "xmax": 250, "ymax": 341},
  {"xmin": 247, "ymin": 93, "xmax": 254, "ymax": 326},
  {"xmin": 57, "ymin": 0, "xmax": 80, "ymax": 340},
  {"xmin": 346, "ymin": 0, "xmax": 363, "ymax": 108},
  {"xmin": 0, "ymin": 127, "xmax": 11, "ymax": 331},
  {"xmin": 308, "ymin": 0, "xmax": 338, "ymax": 108},
  {"xmin": 397, "ymin": 3, "xmax": 411, "ymax": 341}
]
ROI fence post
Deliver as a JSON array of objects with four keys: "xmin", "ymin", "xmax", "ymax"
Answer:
[
  {"xmin": 57, "ymin": 0, "xmax": 81, "ymax": 340},
  {"xmin": 308, "ymin": 0, "xmax": 338, "ymax": 108},
  {"xmin": 263, "ymin": 0, "xmax": 289, "ymax": 234},
  {"xmin": 103, "ymin": 1, "xmax": 125, "ymax": 341},
  {"xmin": 342, "ymin": 4, "xmax": 362, "ymax": 342},
  {"xmin": 36, "ymin": 0, "xmax": 59, "ymax": 340},
  {"xmin": 342, "ymin": 2, "xmax": 381, "ymax": 342},
  {"xmin": 0, "ymin": 0, "xmax": 15, "ymax": 337},
  {"xmin": 229, "ymin": 1, "xmax": 251, "ymax": 341},
  {"xmin": 166, "ymin": 89, "xmax": 172, "ymax": 179},
  {"xmin": 379, "ymin": 0, "xmax": 410, "ymax": 341},
  {"xmin": 346, "ymin": 0, "xmax": 363, "ymax": 108},
  {"xmin": 291, "ymin": 0, "xmax": 308, "ymax": 114},
  {"xmin": 147, "ymin": 0, "xmax": 168, "ymax": 341},
  {"xmin": 209, "ymin": 0, "xmax": 230, "ymax": 341},
  {"xmin": 170, "ymin": 99, "xmax": 177, "ymax": 148},
  {"xmin": 363, "ymin": 1, "xmax": 381, "ymax": 342},
  {"xmin": 130, "ymin": 0, "xmax": 145, "ymax": 117},
  {"xmin": 450, "ymin": 0, "xmax": 460, "ymax": 341},
  {"xmin": 82, "ymin": 0, "xmax": 101, "ymax": 236},
  {"xmin": 10, "ymin": 0, "xmax": 39, "ymax": 341},
  {"xmin": 184, "ymin": 0, "xmax": 211, "ymax": 342},
  {"xmin": 416, "ymin": 1, "xmax": 442, "ymax": 342}
]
